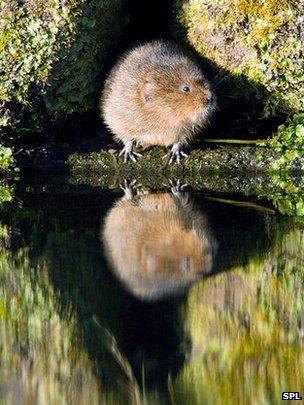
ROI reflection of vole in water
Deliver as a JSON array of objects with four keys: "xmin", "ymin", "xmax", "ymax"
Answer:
[
  {"xmin": 101, "ymin": 41, "xmax": 216, "ymax": 163},
  {"xmin": 102, "ymin": 189, "xmax": 217, "ymax": 300}
]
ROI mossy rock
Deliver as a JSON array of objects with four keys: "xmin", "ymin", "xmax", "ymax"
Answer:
[
  {"xmin": 0, "ymin": 0, "xmax": 127, "ymax": 133},
  {"xmin": 67, "ymin": 145, "xmax": 278, "ymax": 177},
  {"xmin": 174, "ymin": 0, "xmax": 303, "ymax": 114},
  {"xmin": 270, "ymin": 113, "xmax": 304, "ymax": 171}
]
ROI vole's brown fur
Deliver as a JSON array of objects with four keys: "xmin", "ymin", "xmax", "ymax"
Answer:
[
  {"xmin": 102, "ymin": 193, "xmax": 217, "ymax": 300},
  {"xmin": 101, "ymin": 41, "xmax": 216, "ymax": 161}
]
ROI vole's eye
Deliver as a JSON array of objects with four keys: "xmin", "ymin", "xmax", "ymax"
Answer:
[{"xmin": 181, "ymin": 85, "xmax": 190, "ymax": 93}]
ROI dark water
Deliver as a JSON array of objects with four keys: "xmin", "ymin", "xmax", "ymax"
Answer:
[{"xmin": 0, "ymin": 178, "xmax": 303, "ymax": 404}]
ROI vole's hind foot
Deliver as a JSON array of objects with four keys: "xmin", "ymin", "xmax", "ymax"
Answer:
[
  {"xmin": 163, "ymin": 142, "xmax": 188, "ymax": 165},
  {"xmin": 119, "ymin": 141, "xmax": 142, "ymax": 163}
]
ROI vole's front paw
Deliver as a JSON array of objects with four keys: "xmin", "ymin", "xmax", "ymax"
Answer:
[
  {"xmin": 120, "ymin": 179, "xmax": 142, "ymax": 200},
  {"xmin": 163, "ymin": 142, "xmax": 188, "ymax": 164},
  {"xmin": 167, "ymin": 179, "xmax": 188, "ymax": 195},
  {"xmin": 119, "ymin": 141, "xmax": 142, "ymax": 163},
  {"xmin": 163, "ymin": 179, "xmax": 189, "ymax": 204}
]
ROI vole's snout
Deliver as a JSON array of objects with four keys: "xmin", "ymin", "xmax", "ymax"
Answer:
[
  {"xmin": 206, "ymin": 95, "xmax": 215, "ymax": 105},
  {"xmin": 202, "ymin": 86, "xmax": 215, "ymax": 106}
]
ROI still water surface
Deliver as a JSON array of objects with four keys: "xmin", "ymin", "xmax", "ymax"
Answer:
[{"xmin": 0, "ymin": 180, "xmax": 303, "ymax": 404}]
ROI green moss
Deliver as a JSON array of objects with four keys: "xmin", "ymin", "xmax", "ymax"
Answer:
[
  {"xmin": 270, "ymin": 114, "xmax": 304, "ymax": 171},
  {"xmin": 0, "ymin": 0, "xmax": 127, "ymax": 132},
  {"xmin": 174, "ymin": 0, "xmax": 303, "ymax": 114},
  {"xmin": 68, "ymin": 145, "xmax": 277, "ymax": 184},
  {"xmin": 0, "ymin": 145, "xmax": 15, "ymax": 171}
]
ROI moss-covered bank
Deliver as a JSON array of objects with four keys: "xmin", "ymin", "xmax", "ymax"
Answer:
[
  {"xmin": 174, "ymin": 0, "xmax": 303, "ymax": 115},
  {"xmin": 0, "ymin": 0, "xmax": 127, "ymax": 133}
]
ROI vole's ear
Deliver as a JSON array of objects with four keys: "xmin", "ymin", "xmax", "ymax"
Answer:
[{"xmin": 142, "ymin": 76, "xmax": 155, "ymax": 103}]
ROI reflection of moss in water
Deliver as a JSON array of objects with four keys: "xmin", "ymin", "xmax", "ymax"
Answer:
[
  {"xmin": 262, "ymin": 173, "xmax": 304, "ymax": 222},
  {"xmin": 0, "ymin": 185, "xmax": 13, "ymax": 205},
  {"xmin": 0, "ymin": 146, "xmax": 15, "ymax": 172},
  {"xmin": 270, "ymin": 192, "xmax": 304, "ymax": 221},
  {"xmin": 39, "ymin": 226, "xmax": 183, "ymax": 402},
  {"xmin": 0, "ymin": 225, "xmax": 137, "ymax": 404},
  {"xmin": 0, "ymin": 239, "xmax": 99, "ymax": 402},
  {"xmin": 1, "ymin": 190, "xmax": 303, "ymax": 402},
  {"xmin": 170, "ymin": 226, "xmax": 304, "ymax": 404}
]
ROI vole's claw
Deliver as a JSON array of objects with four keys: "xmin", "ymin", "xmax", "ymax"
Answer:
[
  {"xmin": 119, "ymin": 150, "xmax": 137, "ymax": 162},
  {"xmin": 169, "ymin": 154, "xmax": 177, "ymax": 165},
  {"xmin": 164, "ymin": 179, "xmax": 189, "ymax": 204},
  {"xmin": 163, "ymin": 179, "xmax": 188, "ymax": 196},
  {"xmin": 169, "ymin": 179, "xmax": 188, "ymax": 195},
  {"xmin": 130, "ymin": 154, "xmax": 137, "ymax": 163},
  {"xmin": 120, "ymin": 179, "xmax": 142, "ymax": 199},
  {"xmin": 119, "ymin": 141, "xmax": 141, "ymax": 163},
  {"xmin": 163, "ymin": 142, "xmax": 188, "ymax": 165},
  {"xmin": 129, "ymin": 179, "xmax": 138, "ymax": 187}
]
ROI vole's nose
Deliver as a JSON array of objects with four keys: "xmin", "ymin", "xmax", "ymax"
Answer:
[{"xmin": 206, "ymin": 95, "xmax": 215, "ymax": 106}]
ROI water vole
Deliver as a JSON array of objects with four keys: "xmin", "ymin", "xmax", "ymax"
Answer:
[
  {"xmin": 102, "ymin": 188, "xmax": 217, "ymax": 300},
  {"xmin": 101, "ymin": 41, "xmax": 216, "ymax": 163}
]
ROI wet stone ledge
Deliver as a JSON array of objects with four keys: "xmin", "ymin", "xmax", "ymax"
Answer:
[
  {"xmin": 68, "ymin": 145, "xmax": 279, "ymax": 177},
  {"xmin": 65, "ymin": 145, "xmax": 300, "ymax": 192}
]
